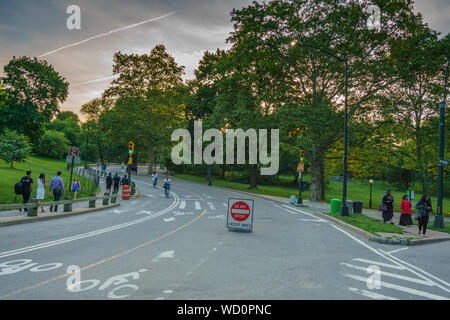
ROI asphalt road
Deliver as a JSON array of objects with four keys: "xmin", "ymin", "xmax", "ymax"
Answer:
[{"xmin": 0, "ymin": 168, "xmax": 449, "ymax": 300}]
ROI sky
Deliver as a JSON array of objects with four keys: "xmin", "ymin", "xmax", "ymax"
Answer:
[{"xmin": 0, "ymin": 0, "xmax": 448, "ymax": 120}]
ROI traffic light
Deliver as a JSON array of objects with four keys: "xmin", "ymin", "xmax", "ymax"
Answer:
[
  {"xmin": 128, "ymin": 141, "xmax": 134, "ymax": 155},
  {"xmin": 300, "ymin": 150, "xmax": 305, "ymax": 162}
]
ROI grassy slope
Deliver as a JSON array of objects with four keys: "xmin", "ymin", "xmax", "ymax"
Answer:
[
  {"xmin": 0, "ymin": 156, "xmax": 100, "ymax": 204},
  {"xmin": 176, "ymin": 173, "xmax": 450, "ymax": 217}
]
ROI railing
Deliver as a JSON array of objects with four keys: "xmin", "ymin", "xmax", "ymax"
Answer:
[{"xmin": 0, "ymin": 193, "xmax": 120, "ymax": 217}]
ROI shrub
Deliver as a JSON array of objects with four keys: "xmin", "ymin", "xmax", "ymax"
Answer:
[{"xmin": 38, "ymin": 130, "xmax": 70, "ymax": 159}]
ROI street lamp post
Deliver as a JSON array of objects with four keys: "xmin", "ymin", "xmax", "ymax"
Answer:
[
  {"xmin": 291, "ymin": 40, "xmax": 349, "ymax": 216},
  {"xmin": 369, "ymin": 179, "xmax": 373, "ymax": 209},
  {"xmin": 434, "ymin": 60, "xmax": 449, "ymax": 229}
]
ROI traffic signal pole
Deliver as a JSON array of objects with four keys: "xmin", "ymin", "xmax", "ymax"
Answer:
[{"xmin": 297, "ymin": 171, "xmax": 303, "ymax": 205}]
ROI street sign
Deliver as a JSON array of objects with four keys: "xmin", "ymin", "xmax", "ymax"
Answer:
[
  {"xmin": 69, "ymin": 146, "xmax": 79, "ymax": 156},
  {"xmin": 439, "ymin": 159, "xmax": 448, "ymax": 166},
  {"xmin": 227, "ymin": 198, "xmax": 254, "ymax": 231},
  {"xmin": 297, "ymin": 163, "xmax": 304, "ymax": 172},
  {"xmin": 66, "ymin": 155, "xmax": 80, "ymax": 164}
]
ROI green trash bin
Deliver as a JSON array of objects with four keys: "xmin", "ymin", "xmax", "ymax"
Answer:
[{"xmin": 330, "ymin": 198, "xmax": 341, "ymax": 213}]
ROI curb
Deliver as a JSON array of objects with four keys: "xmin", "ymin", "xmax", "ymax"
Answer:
[{"xmin": 0, "ymin": 203, "xmax": 121, "ymax": 227}]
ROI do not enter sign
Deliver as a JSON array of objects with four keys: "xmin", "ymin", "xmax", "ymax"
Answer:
[{"xmin": 227, "ymin": 198, "xmax": 254, "ymax": 231}]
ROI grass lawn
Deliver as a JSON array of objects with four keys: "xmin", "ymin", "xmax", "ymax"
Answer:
[
  {"xmin": 410, "ymin": 219, "xmax": 450, "ymax": 235},
  {"xmin": 0, "ymin": 156, "xmax": 100, "ymax": 205},
  {"xmin": 325, "ymin": 212, "xmax": 404, "ymax": 236},
  {"xmin": 175, "ymin": 172, "xmax": 450, "ymax": 217}
]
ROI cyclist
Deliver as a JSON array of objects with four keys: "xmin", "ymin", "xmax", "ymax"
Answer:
[
  {"xmin": 163, "ymin": 176, "xmax": 171, "ymax": 198},
  {"xmin": 152, "ymin": 171, "xmax": 158, "ymax": 187}
]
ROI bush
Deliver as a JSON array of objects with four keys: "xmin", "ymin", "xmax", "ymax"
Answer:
[{"xmin": 38, "ymin": 130, "xmax": 70, "ymax": 159}]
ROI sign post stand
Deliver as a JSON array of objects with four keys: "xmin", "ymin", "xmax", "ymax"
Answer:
[
  {"xmin": 227, "ymin": 198, "xmax": 254, "ymax": 232},
  {"xmin": 68, "ymin": 146, "xmax": 79, "ymax": 193}
]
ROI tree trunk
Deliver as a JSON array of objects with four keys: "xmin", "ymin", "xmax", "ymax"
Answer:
[
  {"xmin": 292, "ymin": 173, "xmax": 298, "ymax": 184},
  {"xmin": 148, "ymin": 132, "xmax": 153, "ymax": 175},
  {"xmin": 249, "ymin": 164, "xmax": 257, "ymax": 189},
  {"xmin": 10, "ymin": 161, "xmax": 13, "ymax": 168},
  {"xmin": 309, "ymin": 147, "xmax": 326, "ymax": 201}
]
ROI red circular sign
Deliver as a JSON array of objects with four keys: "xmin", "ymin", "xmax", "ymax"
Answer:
[{"xmin": 230, "ymin": 201, "xmax": 250, "ymax": 222}]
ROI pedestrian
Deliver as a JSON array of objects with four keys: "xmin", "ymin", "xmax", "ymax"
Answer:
[
  {"xmin": 121, "ymin": 175, "xmax": 129, "ymax": 186},
  {"xmin": 36, "ymin": 173, "xmax": 46, "ymax": 213},
  {"xmin": 72, "ymin": 177, "xmax": 81, "ymax": 200},
  {"xmin": 121, "ymin": 162, "xmax": 124, "ymax": 171},
  {"xmin": 163, "ymin": 175, "xmax": 172, "ymax": 198},
  {"xmin": 399, "ymin": 194, "xmax": 413, "ymax": 226},
  {"xmin": 152, "ymin": 171, "xmax": 158, "ymax": 187},
  {"xmin": 19, "ymin": 170, "xmax": 33, "ymax": 212},
  {"xmin": 106, "ymin": 173, "xmax": 113, "ymax": 193},
  {"xmin": 380, "ymin": 190, "xmax": 394, "ymax": 224},
  {"xmin": 416, "ymin": 194, "xmax": 432, "ymax": 236},
  {"xmin": 113, "ymin": 173, "xmax": 121, "ymax": 193},
  {"xmin": 49, "ymin": 171, "xmax": 64, "ymax": 212}
]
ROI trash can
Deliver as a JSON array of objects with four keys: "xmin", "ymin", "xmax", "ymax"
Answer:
[
  {"xmin": 353, "ymin": 200, "xmax": 363, "ymax": 214},
  {"xmin": 290, "ymin": 195, "xmax": 296, "ymax": 204},
  {"xmin": 346, "ymin": 200, "xmax": 353, "ymax": 214},
  {"xmin": 330, "ymin": 198, "xmax": 341, "ymax": 213}
]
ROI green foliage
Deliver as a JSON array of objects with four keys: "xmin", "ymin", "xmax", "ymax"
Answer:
[
  {"xmin": 0, "ymin": 129, "xmax": 32, "ymax": 168},
  {"xmin": 1, "ymin": 56, "xmax": 68, "ymax": 146},
  {"xmin": 37, "ymin": 130, "xmax": 70, "ymax": 159},
  {"xmin": 45, "ymin": 119, "xmax": 81, "ymax": 147}
]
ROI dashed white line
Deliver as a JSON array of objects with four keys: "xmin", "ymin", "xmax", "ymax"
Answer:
[
  {"xmin": 207, "ymin": 202, "xmax": 216, "ymax": 210},
  {"xmin": 195, "ymin": 201, "xmax": 201, "ymax": 210},
  {"xmin": 179, "ymin": 201, "xmax": 186, "ymax": 209},
  {"xmin": 348, "ymin": 287, "xmax": 398, "ymax": 300}
]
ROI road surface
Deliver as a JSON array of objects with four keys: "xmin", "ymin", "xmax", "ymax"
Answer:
[{"xmin": 0, "ymin": 169, "xmax": 449, "ymax": 300}]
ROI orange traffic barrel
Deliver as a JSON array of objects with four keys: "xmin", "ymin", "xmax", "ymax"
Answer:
[{"xmin": 122, "ymin": 185, "xmax": 130, "ymax": 200}]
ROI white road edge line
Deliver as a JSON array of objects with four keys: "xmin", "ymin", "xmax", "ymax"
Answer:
[
  {"xmin": 0, "ymin": 190, "xmax": 180, "ymax": 259},
  {"xmin": 281, "ymin": 204, "xmax": 327, "ymax": 222},
  {"xmin": 348, "ymin": 287, "xmax": 398, "ymax": 300}
]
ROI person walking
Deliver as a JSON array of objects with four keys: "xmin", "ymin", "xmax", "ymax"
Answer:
[
  {"xmin": 72, "ymin": 177, "xmax": 81, "ymax": 200},
  {"xmin": 399, "ymin": 194, "xmax": 413, "ymax": 226},
  {"xmin": 106, "ymin": 172, "xmax": 113, "ymax": 193},
  {"xmin": 113, "ymin": 173, "xmax": 121, "ymax": 193},
  {"xmin": 380, "ymin": 190, "xmax": 394, "ymax": 224},
  {"xmin": 416, "ymin": 194, "xmax": 433, "ymax": 236},
  {"xmin": 121, "ymin": 175, "xmax": 129, "ymax": 186},
  {"xmin": 49, "ymin": 171, "xmax": 64, "ymax": 212},
  {"xmin": 36, "ymin": 173, "xmax": 47, "ymax": 213},
  {"xmin": 163, "ymin": 176, "xmax": 172, "ymax": 198},
  {"xmin": 152, "ymin": 171, "xmax": 158, "ymax": 187},
  {"xmin": 19, "ymin": 170, "xmax": 33, "ymax": 212}
]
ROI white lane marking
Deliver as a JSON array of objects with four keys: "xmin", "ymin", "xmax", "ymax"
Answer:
[
  {"xmin": 195, "ymin": 201, "xmax": 201, "ymax": 210},
  {"xmin": 352, "ymin": 258, "xmax": 405, "ymax": 270},
  {"xmin": 0, "ymin": 191, "xmax": 180, "ymax": 260},
  {"xmin": 340, "ymin": 263, "xmax": 432, "ymax": 286},
  {"xmin": 207, "ymin": 202, "xmax": 216, "ymax": 210},
  {"xmin": 179, "ymin": 201, "xmax": 186, "ymax": 209},
  {"xmin": 154, "ymin": 297, "xmax": 165, "ymax": 300},
  {"xmin": 163, "ymin": 217, "xmax": 175, "ymax": 222},
  {"xmin": 152, "ymin": 250, "xmax": 175, "ymax": 263},
  {"xmin": 381, "ymin": 248, "xmax": 409, "ymax": 255},
  {"xmin": 136, "ymin": 210, "xmax": 154, "ymax": 215},
  {"xmin": 382, "ymin": 250, "xmax": 450, "ymax": 289},
  {"xmin": 348, "ymin": 287, "xmax": 398, "ymax": 300},
  {"xmin": 342, "ymin": 273, "xmax": 449, "ymax": 300},
  {"xmin": 208, "ymin": 215, "xmax": 225, "ymax": 219},
  {"xmin": 281, "ymin": 205, "xmax": 327, "ymax": 222},
  {"xmin": 163, "ymin": 289, "xmax": 173, "ymax": 294},
  {"xmin": 112, "ymin": 209, "xmax": 125, "ymax": 214},
  {"xmin": 330, "ymin": 225, "xmax": 450, "ymax": 294},
  {"xmin": 298, "ymin": 219, "xmax": 327, "ymax": 222}
]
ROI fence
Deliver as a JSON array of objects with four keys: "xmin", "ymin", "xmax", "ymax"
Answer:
[
  {"xmin": 73, "ymin": 166, "xmax": 101, "ymax": 194},
  {"xmin": 0, "ymin": 193, "xmax": 120, "ymax": 217}
]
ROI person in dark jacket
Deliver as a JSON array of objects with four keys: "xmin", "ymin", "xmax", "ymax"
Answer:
[
  {"xmin": 416, "ymin": 194, "xmax": 432, "ymax": 236},
  {"xmin": 381, "ymin": 190, "xmax": 394, "ymax": 224},
  {"xmin": 113, "ymin": 173, "xmax": 121, "ymax": 193},
  {"xmin": 19, "ymin": 171, "xmax": 33, "ymax": 212},
  {"xmin": 121, "ymin": 175, "xmax": 129, "ymax": 186},
  {"xmin": 106, "ymin": 173, "xmax": 113, "ymax": 193}
]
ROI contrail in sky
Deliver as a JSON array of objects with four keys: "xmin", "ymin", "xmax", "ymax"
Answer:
[{"xmin": 38, "ymin": 12, "xmax": 175, "ymax": 57}]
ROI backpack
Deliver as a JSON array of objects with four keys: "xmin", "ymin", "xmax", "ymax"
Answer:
[{"xmin": 14, "ymin": 181, "xmax": 23, "ymax": 195}]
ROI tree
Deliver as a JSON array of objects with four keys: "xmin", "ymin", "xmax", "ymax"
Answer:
[
  {"xmin": 45, "ymin": 119, "xmax": 82, "ymax": 147},
  {"xmin": 56, "ymin": 111, "xmax": 80, "ymax": 123},
  {"xmin": 37, "ymin": 130, "xmax": 70, "ymax": 159},
  {"xmin": 102, "ymin": 45, "xmax": 186, "ymax": 173},
  {"xmin": 224, "ymin": 0, "xmax": 425, "ymax": 200},
  {"xmin": 0, "ymin": 129, "xmax": 32, "ymax": 168},
  {"xmin": 1, "ymin": 56, "xmax": 69, "ymax": 146}
]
